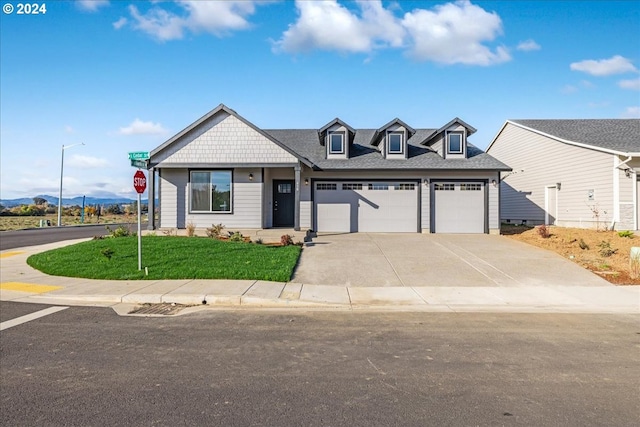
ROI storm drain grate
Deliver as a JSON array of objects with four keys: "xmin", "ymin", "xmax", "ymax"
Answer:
[{"xmin": 128, "ymin": 303, "xmax": 190, "ymax": 315}]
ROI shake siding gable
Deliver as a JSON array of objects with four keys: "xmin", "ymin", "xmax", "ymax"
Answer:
[
  {"xmin": 154, "ymin": 112, "xmax": 298, "ymax": 165},
  {"xmin": 490, "ymin": 123, "xmax": 613, "ymax": 226}
]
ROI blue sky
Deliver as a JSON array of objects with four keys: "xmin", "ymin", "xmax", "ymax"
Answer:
[{"xmin": 1, "ymin": 0, "xmax": 638, "ymax": 200}]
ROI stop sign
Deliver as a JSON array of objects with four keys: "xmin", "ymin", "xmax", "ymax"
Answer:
[{"xmin": 133, "ymin": 170, "xmax": 147, "ymax": 194}]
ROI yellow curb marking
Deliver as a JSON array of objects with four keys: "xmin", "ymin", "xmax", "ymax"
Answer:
[
  {"xmin": 0, "ymin": 251, "xmax": 25, "ymax": 259},
  {"xmin": 0, "ymin": 282, "xmax": 63, "ymax": 294}
]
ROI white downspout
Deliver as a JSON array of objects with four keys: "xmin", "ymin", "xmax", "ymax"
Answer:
[{"xmin": 612, "ymin": 155, "xmax": 633, "ymax": 230}]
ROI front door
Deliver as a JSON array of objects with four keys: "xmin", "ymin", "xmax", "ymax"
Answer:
[{"xmin": 273, "ymin": 180, "xmax": 294, "ymax": 227}]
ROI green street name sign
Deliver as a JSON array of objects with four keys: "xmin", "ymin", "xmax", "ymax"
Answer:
[
  {"xmin": 131, "ymin": 159, "xmax": 148, "ymax": 169},
  {"xmin": 128, "ymin": 151, "xmax": 150, "ymax": 160}
]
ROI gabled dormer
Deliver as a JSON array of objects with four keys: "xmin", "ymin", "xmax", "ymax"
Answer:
[
  {"xmin": 422, "ymin": 118, "xmax": 476, "ymax": 159},
  {"xmin": 371, "ymin": 118, "xmax": 416, "ymax": 160},
  {"xmin": 318, "ymin": 118, "xmax": 356, "ymax": 160}
]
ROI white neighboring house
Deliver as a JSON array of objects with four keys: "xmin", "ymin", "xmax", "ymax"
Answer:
[
  {"xmin": 146, "ymin": 104, "xmax": 510, "ymax": 234},
  {"xmin": 487, "ymin": 119, "xmax": 640, "ymax": 230}
]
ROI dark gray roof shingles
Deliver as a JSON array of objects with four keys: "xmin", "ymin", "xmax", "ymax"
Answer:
[
  {"xmin": 510, "ymin": 119, "xmax": 640, "ymax": 153},
  {"xmin": 265, "ymin": 129, "xmax": 510, "ymax": 171}
]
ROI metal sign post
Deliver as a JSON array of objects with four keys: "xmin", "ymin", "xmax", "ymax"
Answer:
[{"xmin": 133, "ymin": 170, "xmax": 147, "ymax": 271}]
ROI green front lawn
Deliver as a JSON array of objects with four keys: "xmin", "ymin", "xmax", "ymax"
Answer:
[{"xmin": 27, "ymin": 236, "xmax": 302, "ymax": 282}]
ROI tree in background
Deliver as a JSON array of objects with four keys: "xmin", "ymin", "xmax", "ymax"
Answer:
[{"xmin": 33, "ymin": 197, "xmax": 47, "ymax": 206}]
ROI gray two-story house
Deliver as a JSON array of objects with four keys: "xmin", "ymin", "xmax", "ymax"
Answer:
[{"xmin": 147, "ymin": 104, "xmax": 510, "ymax": 234}]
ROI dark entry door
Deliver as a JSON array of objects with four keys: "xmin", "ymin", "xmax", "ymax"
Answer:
[{"xmin": 273, "ymin": 180, "xmax": 295, "ymax": 227}]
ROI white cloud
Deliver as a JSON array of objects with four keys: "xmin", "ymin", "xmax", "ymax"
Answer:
[
  {"xmin": 76, "ymin": 0, "xmax": 109, "ymax": 12},
  {"xmin": 402, "ymin": 1, "xmax": 510, "ymax": 65},
  {"xmin": 561, "ymin": 85, "xmax": 578, "ymax": 94},
  {"xmin": 66, "ymin": 155, "xmax": 110, "ymax": 169},
  {"xmin": 619, "ymin": 78, "xmax": 640, "ymax": 91},
  {"xmin": 570, "ymin": 55, "xmax": 638, "ymax": 76},
  {"xmin": 65, "ymin": 125, "xmax": 75, "ymax": 134},
  {"xmin": 113, "ymin": 17, "xmax": 128, "ymax": 30},
  {"xmin": 622, "ymin": 106, "xmax": 640, "ymax": 118},
  {"xmin": 275, "ymin": 0, "xmax": 510, "ymax": 66},
  {"xmin": 125, "ymin": 1, "xmax": 261, "ymax": 41},
  {"xmin": 516, "ymin": 39, "xmax": 540, "ymax": 51},
  {"xmin": 118, "ymin": 119, "xmax": 167, "ymax": 136},
  {"xmin": 274, "ymin": 0, "xmax": 404, "ymax": 54}
]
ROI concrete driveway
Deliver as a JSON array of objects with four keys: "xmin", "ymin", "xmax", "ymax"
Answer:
[{"xmin": 292, "ymin": 233, "xmax": 612, "ymax": 287}]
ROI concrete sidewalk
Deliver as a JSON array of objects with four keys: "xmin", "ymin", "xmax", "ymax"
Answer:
[{"xmin": 1, "ymin": 239, "xmax": 639, "ymax": 314}]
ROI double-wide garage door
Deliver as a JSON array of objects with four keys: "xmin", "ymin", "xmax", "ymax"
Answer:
[
  {"xmin": 315, "ymin": 182, "xmax": 418, "ymax": 233},
  {"xmin": 433, "ymin": 182, "xmax": 486, "ymax": 233}
]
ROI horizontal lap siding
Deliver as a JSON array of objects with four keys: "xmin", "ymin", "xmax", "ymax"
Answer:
[
  {"xmin": 159, "ymin": 169, "xmax": 186, "ymax": 229},
  {"xmin": 489, "ymin": 124, "xmax": 613, "ymax": 227},
  {"xmin": 186, "ymin": 168, "xmax": 262, "ymax": 229}
]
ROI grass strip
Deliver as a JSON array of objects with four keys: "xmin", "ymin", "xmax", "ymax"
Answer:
[{"xmin": 27, "ymin": 236, "xmax": 301, "ymax": 282}]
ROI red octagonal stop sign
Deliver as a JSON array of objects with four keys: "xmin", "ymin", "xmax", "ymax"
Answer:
[{"xmin": 133, "ymin": 170, "xmax": 147, "ymax": 194}]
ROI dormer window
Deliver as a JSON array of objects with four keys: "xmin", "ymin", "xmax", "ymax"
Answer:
[
  {"xmin": 329, "ymin": 132, "xmax": 345, "ymax": 154},
  {"xmin": 447, "ymin": 132, "xmax": 464, "ymax": 154},
  {"xmin": 388, "ymin": 132, "xmax": 404, "ymax": 154}
]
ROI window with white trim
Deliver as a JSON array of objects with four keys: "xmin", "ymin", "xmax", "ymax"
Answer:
[
  {"xmin": 317, "ymin": 183, "xmax": 337, "ymax": 190},
  {"xmin": 342, "ymin": 183, "xmax": 363, "ymax": 190},
  {"xmin": 387, "ymin": 132, "xmax": 403, "ymax": 154},
  {"xmin": 394, "ymin": 183, "xmax": 415, "ymax": 190},
  {"xmin": 460, "ymin": 183, "xmax": 482, "ymax": 191},
  {"xmin": 434, "ymin": 183, "xmax": 454, "ymax": 191},
  {"xmin": 329, "ymin": 132, "xmax": 344, "ymax": 154},
  {"xmin": 190, "ymin": 170, "xmax": 232, "ymax": 213},
  {"xmin": 368, "ymin": 183, "xmax": 389, "ymax": 190},
  {"xmin": 447, "ymin": 132, "xmax": 463, "ymax": 154}
]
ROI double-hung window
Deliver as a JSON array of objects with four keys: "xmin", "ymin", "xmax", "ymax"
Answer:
[
  {"xmin": 329, "ymin": 132, "xmax": 345, "ymax": 154},
  {"xmin": 190, "ymin": 170, "xmax": 232, "ymax": 213},
  {"xmin": 387, "ymin": 132, "xmax": 403, "ymax": 154},
  {"xmin": 447, "ymin": 132, "xmax": 463, "ymax": 154}
]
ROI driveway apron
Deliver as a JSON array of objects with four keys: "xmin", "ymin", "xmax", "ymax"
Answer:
[{"xmin": 292, "ymin": 233, "xmax": 611, "ymax": 287}]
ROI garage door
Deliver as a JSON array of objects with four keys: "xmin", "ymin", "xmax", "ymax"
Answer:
[
  {"xmin": 433, "ymin": 182, "xmax": 485, "ymax": 233},
  {"xmin": 315, "ymin": 182, "xmax": 418, "ymax": 233}
]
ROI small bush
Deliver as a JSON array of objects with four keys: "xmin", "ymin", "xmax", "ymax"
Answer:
[
  {"xmin": 206, "ymin": 223, "xmax": 225, "ymax": 239},
  {"xmin": 228, "ymin": 231, "xmax": 245, "ymax": 242},
  {"xmin": 630, "ymin": 252, "xmax": 640, "ymax": 279},
  {"xmin": 254, "ymin": 238, "xmax": 263, "ymax": 245},
  {"xmin": 618, "ymin": 230, "xmax": 634, "ymax": 238},
  {"xmin": 101, "ymin": 248, "xmax": 114, "ymax": 261},
  {"xmin": 106, "ymin": 225, "xmax": 132, "ymax": 238},
  {"xmin": 162, "ymin": 228, "xmax": 175, "ymax": 236},
  {"xmin": 186, "ymin": 222, "xmax": 196, "ymax": 237},
  {"xmin": 92, "ymin": 235, "xmax": 105, "ymax": 241},
  {"xmin": 578, "ymin": 238, "xmax": 589, "ymax": 250},
  {"xmin": 280, "ymin": 234, "xmax": 294, "ymax": 246},
  {"xmin": 598, "ymin": 240, "xmax": 617, "ymax": 257},
  {"xmin": 536, "ymin": 225, "xmax": 551, "ymax": 239}
]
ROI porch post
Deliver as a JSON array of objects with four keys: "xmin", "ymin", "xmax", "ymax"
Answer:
[
  {"xmin": 147, "ymin": 167, "xmax": 155, "ymax": 230},
  {"xmin": 294, "ymin": 163, "xmax": 301, "ymax": 231}
]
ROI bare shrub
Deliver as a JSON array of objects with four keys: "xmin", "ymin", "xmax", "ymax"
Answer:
[
  {"xmin": 186, "ymin": 222, "xmax": 196, "ymax": 237},
  {"xmin": 536, "ymin": 225, "xmax": 551, "ymax": 239},
  {"xmin": 280, "ymin": 234, "xmax": 294, "ymax": 246}
]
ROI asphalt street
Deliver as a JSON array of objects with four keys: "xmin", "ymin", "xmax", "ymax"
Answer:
[
  {"xmin": 1, "ymin": 302, "xmax": 639, "ymax": 426},
  {"xmin": 0, "ymin": 223, "xmax": 145, "ymax": 250}
]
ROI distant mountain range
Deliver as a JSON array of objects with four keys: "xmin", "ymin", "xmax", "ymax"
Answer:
[{"xmin": 0, "ymin": 195, "xmax": 152, "ymax": 208}]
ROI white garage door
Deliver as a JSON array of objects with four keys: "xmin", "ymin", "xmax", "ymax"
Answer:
[
  {"xmin": 433, "ymin": 182, "xmax": 485, "ymax": 233},
  {"xmin": 315, "ymin": 182, "xmax": 418, "ymax": 233}
]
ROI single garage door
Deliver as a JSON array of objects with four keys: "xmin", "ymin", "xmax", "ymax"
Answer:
[
  {"xmin": 315, "ymin": 181, "xmax": 418, "ymax": 233},
  {"xmin": 433, "ymin": 182, "xmax": 486, "ymax": 233}
]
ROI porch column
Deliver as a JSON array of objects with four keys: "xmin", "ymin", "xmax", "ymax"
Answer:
[
  {"xmin": 294, "ymin": 164, "xmax": 301, "ymax": 231},
  {"xmin": 147, "ymin": 167, "xmax": 155, "ymax": 230}
]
